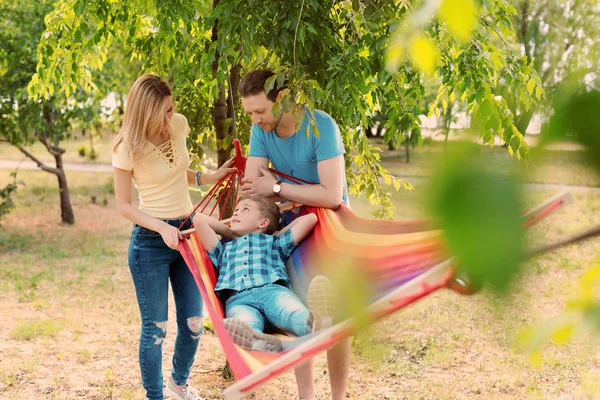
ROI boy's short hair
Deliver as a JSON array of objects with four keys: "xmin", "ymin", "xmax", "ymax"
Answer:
[
  {"xmin": 238, "ymin": 194, "xmax": 281, "ymax": 234},
  {"xmin": 239, "ymin": 69, "xmax": 287, "ymax": 102}
]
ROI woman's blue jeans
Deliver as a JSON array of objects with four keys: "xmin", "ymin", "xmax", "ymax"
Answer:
[{"xmin": 128, "ymin": 217, "xmax": 203, "ymax": 400}]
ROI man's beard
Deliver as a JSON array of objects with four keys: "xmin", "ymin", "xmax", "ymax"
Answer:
[{"xmin": 270, "ymin": 111, "xmax": 283, "ymax": 132}]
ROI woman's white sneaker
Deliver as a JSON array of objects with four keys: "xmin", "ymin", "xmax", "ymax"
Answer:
[{"xmin": 165, "ymin": 376, "xmax": 204, "ymax": 400}]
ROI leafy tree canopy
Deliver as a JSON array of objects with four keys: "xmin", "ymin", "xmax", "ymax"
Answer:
[{"xmin": 29, "ymin": 0, "xmax": 541, "ymax": 218}]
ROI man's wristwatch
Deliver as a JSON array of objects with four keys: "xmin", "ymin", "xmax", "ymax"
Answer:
[{"xmin": 273, "ymin": 180, "xmax": 283, "ymax": 195}]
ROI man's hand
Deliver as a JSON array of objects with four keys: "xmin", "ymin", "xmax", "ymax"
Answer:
[{"xmin": 241, "ymin": 166, "xmax": 278, "ymax": 196}]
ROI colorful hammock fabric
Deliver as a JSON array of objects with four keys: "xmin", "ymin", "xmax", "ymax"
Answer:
[{"xmin": 178, "ymin": 140, "xmax": 573, "ymax": 399}]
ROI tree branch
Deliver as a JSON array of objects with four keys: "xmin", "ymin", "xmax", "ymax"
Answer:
[
  {"xmin": 16, "ymin": 145, "xmax": 59, "ymax": 175},
  {"xmin": 359, "ymin": 3, "xmax": 373, "ymax": 36},
  {"xmin": 481, "ymin": 17, "xmax": 511, "ymax": 54},
  {"xmin": 528, "ymin": 226, "xmax": 600, "ymax": 258},
  {"xmin": 39, "ymin": 134, "xmax": 65, "ymax": 156},
  {"xmin": 519, "ymin": 0, "xmax": 532, "ymax": 61},
  {"xmin": 293, "ymin": 0, "xmax": 305, "ymax": 65}
]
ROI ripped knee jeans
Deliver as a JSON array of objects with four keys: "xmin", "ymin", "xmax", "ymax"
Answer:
[{"xmin": 128, "ymin": 218, "xmax": 203, "ymax": 400}]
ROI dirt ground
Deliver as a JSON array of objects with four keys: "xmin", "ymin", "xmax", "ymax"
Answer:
[{"xmin": 0, "ymin": 168, "xmax": 599, "ymax": 399}]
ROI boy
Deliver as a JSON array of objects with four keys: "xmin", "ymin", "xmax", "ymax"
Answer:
[{"xmin": 192, "ymin": 194, "xmax": 319, "ymax": 351}]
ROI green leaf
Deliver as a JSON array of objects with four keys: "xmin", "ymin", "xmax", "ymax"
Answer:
[
  {"xmin": 535, "ymin": 86, "xmax": 543, "ymax": 101},
  {"xmin": 505, "ymin": 4, "xmax": 518, "ymax": 15},
  {"xmin": 265, "ymin": 75, "xmax": 277, "ymax": 93},
  {"xmin": 428, "ymin": 144, "xmax": 524, "ymax": 292},
  {"xmin": 74, "ymin": 0, "xmax": 85, "ymax": 15},
  {"xmin": 382, "ymin": 173, "xmax": 391, "ymax": 185},
  {"xmin": 223, "ymin": 118, "xmax": 233, "ymax": 136},
  {"xmin": 526, "ymin": 78, "xmax": 535, "ymax": 95},
  {"xmin": 547, "ymin": 88, "xmax": 600, "ymax": 173}
]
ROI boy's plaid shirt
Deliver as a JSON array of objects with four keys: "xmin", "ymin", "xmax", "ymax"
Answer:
[{"xmin": 207, "ymin": 229, "xmax": 298, "ymax": 294}]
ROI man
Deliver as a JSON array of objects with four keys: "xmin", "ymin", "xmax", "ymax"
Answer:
[{"xmin": 239, "ymin": 69, "xmax": 350, "ymax": 400}]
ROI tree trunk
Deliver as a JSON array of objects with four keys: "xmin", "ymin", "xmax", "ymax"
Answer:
[
  {"xmin": 56, "ymin": 167, "xmax": 75, "ymax": 225},
  {"xmin": 211, "ymin": 26, "xmax": 228, "ymax": 167},
  {"xmin": 515, "ymin": 108, "xmax": 534, "ymax": 137},
  {"xmin": 518, "ymin": 0, "xmax": 531, "ymax": 61},
  {"xmin": 210, "ymin": 0, "xmax": 233, "ymax": 168},
  {"xmin": 226, "ymin": 63, "xmax": 241, "ymax": 143},
  {"xmin": 443, "ymin": 102, "xmax": 453, "ymax": 152},
  {"xmin": 16, "ymin": 140, "xmax": 75, "ymax": 224},
  {"xmin": 211, "ymin": 0, "xmax": 235, "ymax": 218},
  {"xmin": 50, "ymin": 140, "xmax": 75, "ymax": 224},
  {"xmin": 40, "ymin": 105, "xmax": 75, "ymax": 224},
  {"xmin": 89, "ymin": 130, "xmax": 96, "ymax": 160}
]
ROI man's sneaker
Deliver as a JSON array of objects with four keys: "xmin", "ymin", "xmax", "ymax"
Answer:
[
  {"xmin": 223, "ymin": 318, "xmax": 283, "ymax": 352},
  {"xmin": 165, "ymin": 376, "xmax": 204, "ymax": 400},
  {"xmin": 307, "ymin": 275, "xmax": 340, "ymax": 331}
]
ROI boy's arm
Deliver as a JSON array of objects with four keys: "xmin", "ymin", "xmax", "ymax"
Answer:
[
  {"xmin": 192, "ymin": 213, "xmax": 238, "ymax": 251},
  {"xmin": 276, "ymin": 213, "xmax": 318, "ymax": 243}
]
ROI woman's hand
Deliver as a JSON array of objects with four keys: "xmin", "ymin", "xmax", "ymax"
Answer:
[
  {"xmin": 159, "ymin": 223, "xmax": 182, "ymax": 250},
  {"xmin": 202, "ymin": 158, "xmax": 237, "ymax": 185}
]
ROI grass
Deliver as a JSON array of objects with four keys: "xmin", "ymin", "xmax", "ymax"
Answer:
[
  {"xmin": 0, "ymin": 150, "xmax": 599, "ymax": 399},
  {"xmin": 9, "ymin": 319, "xmax": 62, "ymax": 341},
  {"xmin": 375, "ymin": 138, "xmax": 600, "ymax": 187},
  {"xmin": 77, "ymin": 347, "xmax": 94, "ymax": 363}
]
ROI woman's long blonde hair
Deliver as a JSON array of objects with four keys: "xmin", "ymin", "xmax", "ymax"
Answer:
[{"xmin": 112, "ymin": 74, "xmax": 173, "ymax": 163}]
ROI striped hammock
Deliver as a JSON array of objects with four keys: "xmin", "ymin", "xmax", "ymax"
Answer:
[{"xmin": 178, "ymin": 140, "xmax": 573, "ymax": 399}]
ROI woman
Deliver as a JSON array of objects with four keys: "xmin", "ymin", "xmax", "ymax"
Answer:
[{"xmin": 112, "ymin": 74, "xmax": 235, "ymax": 400}]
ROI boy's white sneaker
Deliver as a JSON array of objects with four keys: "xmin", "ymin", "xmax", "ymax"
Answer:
[{"xmin": 223, "ymin": 318, "xmax": 283, "ymax": 352}]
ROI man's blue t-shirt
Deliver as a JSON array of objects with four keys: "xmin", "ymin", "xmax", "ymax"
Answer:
[{"xmin": 248, "ymin": 108, "xmax": 349, "ymax": 206}]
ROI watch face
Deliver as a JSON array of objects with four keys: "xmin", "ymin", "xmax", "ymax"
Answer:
[{"xmin": 273, "ymin": 182, "xmax": 282, "ymax": 194}]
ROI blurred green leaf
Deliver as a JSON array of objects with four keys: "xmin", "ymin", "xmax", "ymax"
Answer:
[
  {"xmin": 428, "ymin": 144, "xmax": 524, "ymax": 292},
  {"xmin": 547, "ymin": 88, "xmax": 600, "ymax": 172},
  {"xmin": 409, "ymin": 34, "xmax": 439, "ymax": 75},
  {"xmin": 439, "ymin": 0, "xmax": 477, "ymax": 40},
  {"xmin": 583, "ymin": 304, "xmax": 600, "ymax": 331}
]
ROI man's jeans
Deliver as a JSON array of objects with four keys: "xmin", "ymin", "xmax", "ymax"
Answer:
[
  {"xmin": 128, "ymin": 217, "xmax": 202, "ymax": 400},
  {"xmin": 225, "ymin": 283, "xmax": 312, "ymax": 336}
]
